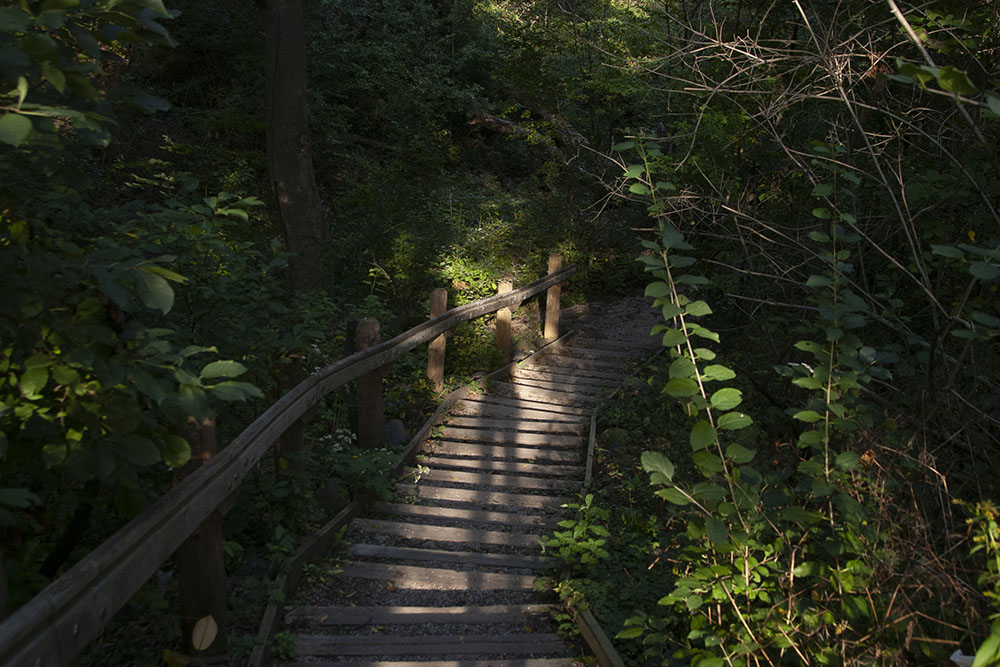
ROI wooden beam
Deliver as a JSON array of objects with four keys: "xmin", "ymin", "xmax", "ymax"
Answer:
[{"xmin": 427, "ymin": 288, "xmax": 448, "ymax": 393}]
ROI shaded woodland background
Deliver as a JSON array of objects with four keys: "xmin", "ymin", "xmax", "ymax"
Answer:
[{"xmin": 1, "ymin": 0, "xmax": 999, "ymax": 663}]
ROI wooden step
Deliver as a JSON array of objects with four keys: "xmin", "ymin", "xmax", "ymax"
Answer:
[
  {"xmin": 286, "ymin": 604, "xmax": 557, "ymax": 625},
  {"xmin": 507, "ymin": 377, "xmax": 604, "ymax": 396},
  {"xmin": 351, "ymin": 518, "xmax": 543, "ymax": 547},
  {"xmin": 556, "ymin": 345, "xmax": 643, "ymax": 360},
  {"xmin": 419, "ymin": 456, "xmax": 584, "ymax": 478},
  {"xmin": 338, "ymin": 561, "xmax": 540, "ymax": 590},
  {"xmin": 443, "ymin": 415, "xmax": 584, "ymax": 433},
  {"xmin": 410, "ymin": 468, "xmax": 576, "ymax": 492},
  {"xmin": 372, "ymin": 502, "xmax": 556, "ymax": 528},
  {"xmin": 435, "ymin": 426, "xmax": 583, "ymax": 447},
  {"xmin": 348, "ymin": 544, "xmax": 554, "ymax": 569},
  {"xmin": 514, "ymin": 367, "xmax": 616, "ymax": 388},
  {"xmin": 520, "ymin": 362, "xmax": 627, "ymax": 382},
  {"xmin": 426, "ymin": 441, "xmax": 581, "ymax": 464},
  {"xmin": 537, "ymin": 353, "xmax": 628, "ymax": 371},
  {"xmin": 449, "ymin": 401, "xmax": 588, "ymax": 424},
  {"xmin": 462, "ymin": 395, "xmax": 591, "ymax": 417},
  {"xmin": 488, "ymin": 382, "xmax": 599, "ymax": 407},
  {"xmin": 284, "ymin": 660, "xmax": 580, "ymax": 667},
  {"xmin": 396, "ymin": 484, "xmax": 572, "ymax": 509},
  {"xmin": 295, "ymin": 633, "xmax": 567, "ymax": 656}
]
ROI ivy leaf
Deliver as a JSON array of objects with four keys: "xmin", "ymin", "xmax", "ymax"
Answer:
[
  {"xmin": 690, "ymin": 420, "xmax": 716, "ymax": 451},
  {"xmin": 710, "ymin": 387, "xmax": 742, "ymax": 411},
  {"xmin": 705, "ymin": 517, "xmax": 728, "ymax": 546},
  {"xmin": 641, "ymin": 450, "xmax": 675, "ymax": 483}
]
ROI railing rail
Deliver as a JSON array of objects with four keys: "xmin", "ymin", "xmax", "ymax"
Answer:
[{"xmin": 0, "ymin": 261, "xmax": 576, "ymax": 667}]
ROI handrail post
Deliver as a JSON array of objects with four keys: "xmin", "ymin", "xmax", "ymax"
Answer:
[
  {"xmin": 173, "ymin": 415, "xmax": 228, "ymax": 655},
  {"xmin": 427, "ymin": 288, "xmax": 447, "ymax": 393},
  {"xmin": 496, "ymin": 278, "xmax": 512, "ymax": 360},
  {"xmin": 356, "ymin": 318, "xmax": 384, "ymax": 449},
  {"xmin": 544, "ymin": 253, "xmax": 563, "ymax": 341}
]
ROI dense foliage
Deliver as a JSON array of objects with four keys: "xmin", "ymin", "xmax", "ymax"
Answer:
[{"xmin": 1, "ymin": 0, "xmax": 999, "ymax": 664}]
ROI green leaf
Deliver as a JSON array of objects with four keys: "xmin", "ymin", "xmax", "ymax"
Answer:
[
  {"xmin": 163, "ymin": 435, "xmax": 191, "ymax": 468},
  {"xmin": 971, "ymin": 626, "xmax": 1000, "ymax": 667},
  {"xmin": 209, "ymin": 381, "xmax": 263, "ymax": 400},
  {"xmin": 792, "ymin": 561, "xmax": 823, "ymax": 577},
  {"xmin": 685, "ymin": 301, "xmax": 712, "ymax": 316},
  {"xmin": 988, "ymin": 94, "xmax": 1000, "ymax": 118},
  {"xmin": 201, "ymin": 360, "xmax": 248, "ymax": 379},
  {"xmin": 624, "ymin": 164, "xmax": 645, "ymax": 178},
  {"xmin": 661, "ymin": 328, "xmax": 686, "ymax": 347},
  {"xmin": 835, "ymin": 451, "xmax": 860, "ymax": 471},
  {"xmin": 705, "ymin": 517, "xmax": 728, "ymax": 546},
  {"xmin": 0, "ymin": 488, "xmax": 41, "ymax": 509},
  {"xmin": 935, "ymin": 66, "xmax": 978, "ymax": 95},
  {"xmin": 809, "ymin": 231, "xmax": 831, "ymax": 243},
  {"xmin": 20, "ymin": 367, "xmax": 48, "ymax": 396},
  {"xmin": 725, "ymin": 444, "xmax": 755, "ymax": 464},
  {"xmin": 812, "ymin": 184, "xmax": 834, "ymax": 197},
  {"xmin": 612, "ymin": 140, "xmax": 635, "ymax": 151},
  {"xmin": 0, "ymin": 113, "xmax": 32, "ymax": 146},
  {"xmin": 793, "ymin": 410, "xmax": 824, "ymax": 423},
  {"xmin": 780, "ymin": 506, "xmax": 825, "ymax": 524},
  {"xmin": 690, "ymin": 420, "xmax": 716, "ymax": 451},
  {"xmin": 615, "ymin": 627, "xmax": 644, "ymax": 640},
  {"xmin": 117, "ymin": 437, "xmax": 161, "ymax": 466},
  {"xmin": 664, "ymin": 377, "xmax": 699, "ymax": 398},
  {"xmin": 641, "ymin": 451, "xmax": 675, "ymax": 483},
  {"xmin": 692, "ymin": 451, "xmax": 724, "ymax": 474},
  {"xmin": 686, "ymin": 594, "xmax": 704, "ymax": 610},
  {"xmin": 629, "ymin": 182, "xmax": 651, "ymax": 195},
  {"xmin": 930, "ymin": 244, "xmax": 964, "ymax": 258},
  {"xmin": 806, "ymin": 275, "xmax": 832, "ymax": 287},
  {"xmin": 970, "ymin": 262, "xmax": 1000, "ymax": 281},
  {"xmin": 716, "ymin": 411, "xmax": 752, "ymax": 430},
  {"xmin": 669, "ymin": 356, "xmax": 695, "ymax": 379},
  {"xmin": 655, "ymin": 487, "xmax": 689, "ymax": 505},
  {"xmin": 710, "ymin": 388, "xmax": 742, "ymax": 411},
  {"xmin": 701, "ymin": 365, "xmax": 735, "ymax": 382},
  {"xmin": 645, "ymin": 281, "xmax": 670, "ymax": 298},
  {"xmin": 812, "ymin": 207, "xmax": 831, "ymax": 220},
  {"xmin": 136, "ymin": 269, "xmax": 174, "ymax": 314}
]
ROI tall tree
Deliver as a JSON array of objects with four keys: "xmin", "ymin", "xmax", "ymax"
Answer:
[{"xmin": 264, "ymin": 0, "xmax": 329, "ymax": 296}]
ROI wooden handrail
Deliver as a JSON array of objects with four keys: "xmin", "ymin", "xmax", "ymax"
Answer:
[{"xmin": 0, "ymin": 262, "xmax": 576, "ymax": 667}]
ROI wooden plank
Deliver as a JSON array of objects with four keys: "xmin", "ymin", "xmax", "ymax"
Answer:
[
  {"xmin": 508, "ymin": 377, "xmax": 605, "ymax": 396},
  {"xmin": 419, "ymin": 456, "xmax": 584, "ymax": 478},
  {"xmin": 554, "ymin": 345, "xmax": 641, "ymax": 360},
  {"xmin": 285, "ymin": 604, "xmax": 557, "ymax": 625},
  {"xmin": 449, "ymin": 402, "xmax": 588, "ymax": 424},
  {"xmin": 536, "ymin": 353, "xmax": 627, "ymax": 371},
  {"xmin": 462, "ymin": 394, "xmax": 590, "ymax": 417},
  {"xmin": 585, "ymin": 413, "xmax": 597, "ymax": 486},
  {"xmin": 0, "ymin": 265, "xmax": 579, "ymax": 667},
  {"xmin": 371, "ymin": 502, "xmax": 555, "ymax": 528},
  {"xmin": 409, "ymin": 468, "xmax": 577, "ymax": 492},
  {"xmin": 435, "ymin": 427, "xmax": 583, "ymax": 447},
  {"xmin": 520, "ymin": 362, "xmax": 627, "ymax": 382},
  {"xmin": 338, "ymin": 562, "xmax": 538, "ymax": 590},
  {"xmin": 280, "ymin": 660, "xmax": 579, "ymax": 667},
  {"xmin": 351, "ymin": 519, "xmax": 543, "ymax": 547},
  {"xmin": 443, "ymin": 416, "xmax": 584, "ymax": 434},
  {"xmin": 395, "ymin": 484, "xmax": 572, "ymax": 509},
  {"xmin": 575, "ymin": 608, "xmax": 627, "ymax": 667},
  {"xmin": 425, "ymin": 441, "xmax": 581, "ymax": 464},
  {"xmin": 296, "ymin": 632, "xmax": 566, "ymax": 656},
  {"xmin": 348, "ymin": 544, "xmax": 554, "ymax": 569},
  {"xmin": 489, "ymin": 381, "xmax": 600, "ymax": 406},
  {"xmin": 514, "ymin": 367, "xmax": 615, "ymax": 388}
]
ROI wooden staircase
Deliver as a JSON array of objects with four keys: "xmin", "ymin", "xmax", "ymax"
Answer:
[{"xmin": 278, "ymin": 332, "xmax": 656, "ymax": 666}]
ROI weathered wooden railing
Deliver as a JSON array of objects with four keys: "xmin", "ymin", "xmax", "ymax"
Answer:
[{"xmin": 0, "ymin": 256, "xmax": 575, "ymax": 667}]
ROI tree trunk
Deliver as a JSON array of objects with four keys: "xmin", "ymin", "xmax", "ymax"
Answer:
[{"xmin": 264, "ymin": 0, "xmax": 328, "ymax": 296}]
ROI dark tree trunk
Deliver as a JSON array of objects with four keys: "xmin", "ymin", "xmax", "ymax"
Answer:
[{"xmin": 264, "ymin": 0, "xmax": 328, "ymax": 296}]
